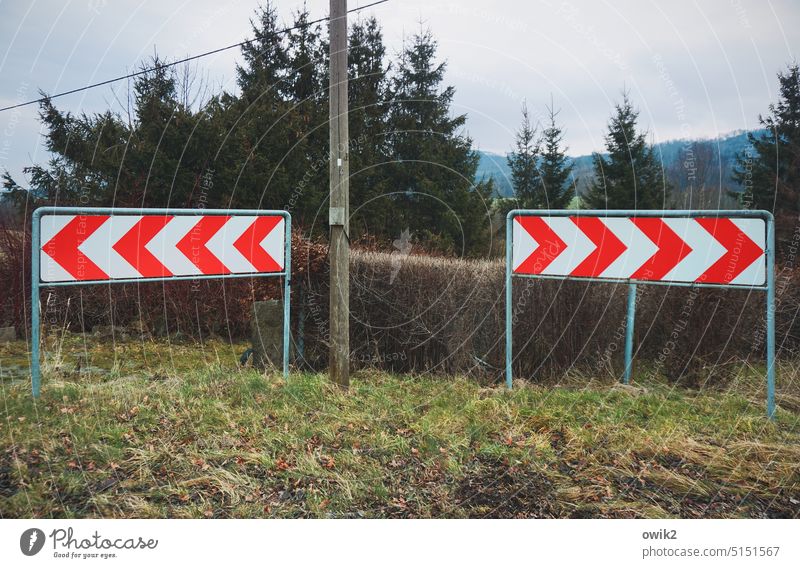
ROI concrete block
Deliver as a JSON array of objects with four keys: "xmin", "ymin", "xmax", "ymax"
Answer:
[{"xmin": 251, "ymin": 300, "xmax": 284, "ymax": 370}]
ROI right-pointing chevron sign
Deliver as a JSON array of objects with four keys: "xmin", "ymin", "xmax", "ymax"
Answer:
[{"xmin": 511, "ymin": 215, "xmax": 766, "ymax": 286}]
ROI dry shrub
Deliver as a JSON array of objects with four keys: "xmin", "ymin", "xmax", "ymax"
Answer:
[
  {"xmin": 301, "ymin": 251, "xmax": 795, "ymax": 384},
  {"xmin": 0, "ymin": 217, "xmax": 30, "ymax": 333}
]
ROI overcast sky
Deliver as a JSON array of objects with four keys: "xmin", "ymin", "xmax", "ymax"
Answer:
[{"xmin": 0, "ymin": 0, "xmax": 797, "ymax": 185}]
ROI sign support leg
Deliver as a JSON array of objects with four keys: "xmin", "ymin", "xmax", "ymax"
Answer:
[
  {"xmin": 31, "ymin": 216, "xmax": 41, "ymax": 398},
  {"xmin": 283, "ymin": 215, "xmax": 292, "ymax": 380},
  {"xmin": 505, "ymin": 216, "xmax": 513, "ymax": 389},
  {"xmin": 623, "ymin": 282, "xmax": 637, "ymax": 384},
  {"xmin": 31, "ymin": 284, "xmax": 40, "ymax": 397},
  {"xmin": 766, "ymin": 217, "xmax": 775, "ymax": 419}
]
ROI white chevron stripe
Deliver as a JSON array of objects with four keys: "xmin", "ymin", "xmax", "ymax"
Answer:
[
  {"xmin": 539, "ymin": 217, "xmax": 595, "ymax": 276},
  {"xmin": 40, "ymin": 215, "xmax": 74, "ymax": 245},
  {"xmin": 730, "ymin": 218, "xmax": 767, "ymax": 286},
  {"xmin": 39, "ymin": 215, "xmax": 77, "ymax": 282},
  {"xmin": 599, "ymin": 218, "xmax": 658, "ymax": 279},
  {"xmin": 661, "ymin": 218, "xmax": 727, "ymax": 282},
  {"xmin": 512, "ymin": 217, "xmax": 539, "ymax": 271},
  {"xmin": 78, "ymin": 216, "xmax": 142, "ymax": 279},
  {"xmin": 205, "ymin": 216, "xmax": 259, "ymax": 273},
  {"xmin": 145, "ymin": 216, "xmax": 202, "ymax": 276},
  {"xmin": 261, "ymin": 218, "xmax": 285, "ymax": 270}
]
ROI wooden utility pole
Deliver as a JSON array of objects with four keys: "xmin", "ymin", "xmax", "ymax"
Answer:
[{"xmin": 329, "ymin": 0, "xmax": 349, "ymax": 388}]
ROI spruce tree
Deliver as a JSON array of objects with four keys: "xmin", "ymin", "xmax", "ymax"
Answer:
[
  {"xmin": 733, "ymin": 63, "xmax": 800, "ymax": 256},
  {"xmin": 386, "ymin": 28, "xmax": 491, "ymax": 254},
  {"xmin": 507, "ymin": 101, "xmax": 540, "ymax": 208},
  {"xmin": 348, "ymin": 16, "xmax": 391, "ymax": 238},
  {"xmin": 229, "ymin": 1, "xmax": 295, "ymax": 215},
  {"xmin": 538, "ymin": 102, "xmax": 575, "ymax": 208},
  {"xmin": 282, "ymin": 6, "xmax": 328, "ymax": 225},
  {"xmin": 236, "ymin": 1, "xmax": 290, "ymax": 97},
  {"xmin": 584, "ymin": 92, "xmax": 669, "ymax": 209},
  {"xmin": 2, "ymin": 55, "xmax": 223, "ymax": 209}
]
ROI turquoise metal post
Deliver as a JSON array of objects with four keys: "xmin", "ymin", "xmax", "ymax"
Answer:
[
  {"xmin": 282, "ymin": 214, "xmax": 292, "ymax": 380},
  {"xmin": 505, "ymin": 213, "xmax": 513, "ymax": 389},
  {"xmin": 31, "ymin": 210, "xmax": 41, "ymax": 397},
  {"xmin": 623, "ymin": 283, "xmax": 637, "ymax": 384},
  {"xmin": 766, "ymin": 214, "xmax": 776, "ymax": 419}
]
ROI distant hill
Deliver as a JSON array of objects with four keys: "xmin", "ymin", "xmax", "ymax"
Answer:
[
  {"xmin": 475, "ymin": 151, "xmax": 514, "ymax": 196},
  {"xmin": 475, "ymin": 130, "xmax": 761, "ymax": 200}
]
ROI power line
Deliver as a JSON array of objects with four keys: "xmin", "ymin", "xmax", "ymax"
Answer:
[{"xmin": 0, "ymin": 0, "xmax": 390, "ymax": 114}]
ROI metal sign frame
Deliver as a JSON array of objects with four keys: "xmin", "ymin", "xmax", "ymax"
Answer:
[
  {"xmin": 505, "ymin": 209, "xmax": 776, "ymax": 418},
  {"xmin": 30, "ymin": 206, "xmax": 292, "ymax": 397}
]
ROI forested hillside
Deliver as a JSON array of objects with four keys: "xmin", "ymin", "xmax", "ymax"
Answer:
[{"xmin": 477, "ymin": 129, "xmax": 760, "ymax": 206}]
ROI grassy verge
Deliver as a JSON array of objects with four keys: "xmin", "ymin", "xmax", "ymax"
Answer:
[{"xmin": 1, "ymin": 336, "xmax": 799, "ymax": 518}]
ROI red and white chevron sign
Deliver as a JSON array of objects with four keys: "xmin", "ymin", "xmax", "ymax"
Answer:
[
  {"xmin": 39, "ymin": 214, "xmax": 285, "ymax": 283},
  {"xmin": 512, "ymin": 215, "xmax": 766, "ymax": 286}
]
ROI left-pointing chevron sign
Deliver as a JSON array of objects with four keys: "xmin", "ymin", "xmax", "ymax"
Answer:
[
  {"xmin": 512, "ymin": 215, "xmax": 766, "ymax": 286},
  {"xmin": 38, "ymin": 214, "xmax": 285, "ymax": 283}
]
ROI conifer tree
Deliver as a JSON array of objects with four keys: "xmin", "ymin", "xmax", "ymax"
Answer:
[
  {"xmin": 2, "ymin": 55, "xmax": 223, "ymax": 209},
  {"xmin": 282, "ymin": 5, "xmax": 328, "ymax": 224},
  {"xmin": 584, "ymin": 92, "xmax": 669, "ymax": 209},
  {"xmin": 237, "ymin": 1, "xmax": 290, "ymax": 97},
  {"xmin": 538, "ymin": 102, "xmax": 575, "ymax": 208},
  {"xmin": 348, "ymin": 16, "xmax": 391, "ymax": 237},
  {"xmin": 386, "ymin": 28, "xmax": 491, "ymax": 254},
  {"xmin": 507, "ymin": 101, "xmax": 540, "ymax": 208},
  {"xmin": 229, "ymin": 1, "xmax": 296, "ymax": 215}
]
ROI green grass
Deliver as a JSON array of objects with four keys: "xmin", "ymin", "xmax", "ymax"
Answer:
[{"xmin": 1, "ymin": 336, "xmax": 799, "ymax": 518}]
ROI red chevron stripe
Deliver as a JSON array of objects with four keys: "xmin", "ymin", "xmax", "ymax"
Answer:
[
  {"xmin": 630, "ymin": 218, "xmax": 692, "ymax": 280},
  {"xmin": 695, "ymin": 218, "xmax": 763, "ymax": 284},
  {"xmin": 514, "ymin": 216, "xmax": 567, "ymax": 274},
  {"xmin": 569, "ymin": 217, "xmax": 626, "ymax": 277},
  {"xmin": 112, "ymin": 216, "xmax": 173, "ymax": 277},
  {"xmin": 175, "ymin": 216, "xmax": 231, "ymax": 275},
  {"xmin": 42, "ymin": 215, "xmax": 109, "ymax": 280},
  {"xmin": 233, "ymin": 216, "xmax": 282, "ymax": 272}
]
